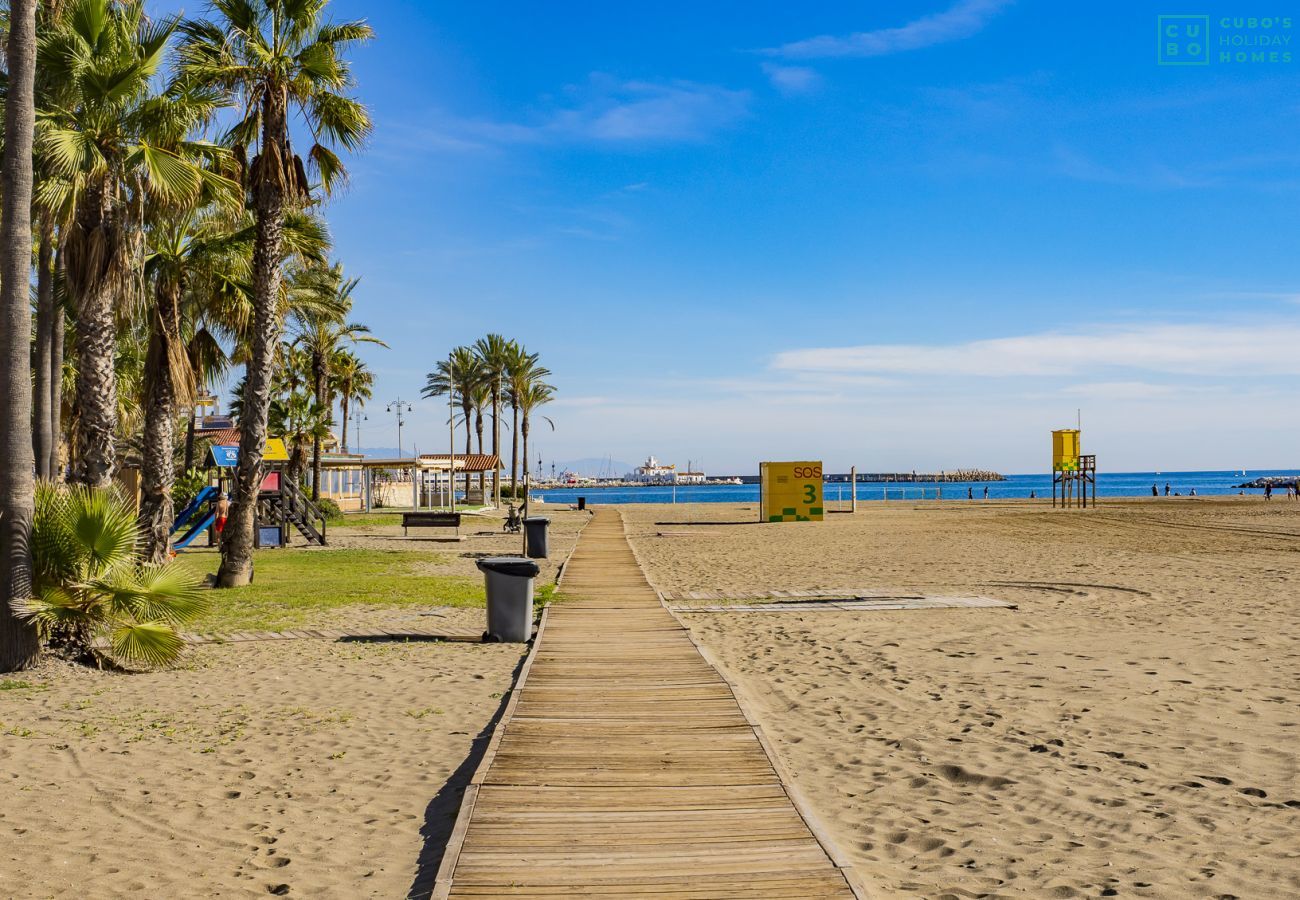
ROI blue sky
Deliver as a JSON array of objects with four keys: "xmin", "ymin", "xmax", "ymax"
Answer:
[{"xmin": 181, "ymin": 1, "xmax": 1300, "ymax": 473}]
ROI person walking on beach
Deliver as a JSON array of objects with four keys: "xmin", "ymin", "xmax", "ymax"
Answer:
[
  {"xmin": 1152, "ymin": 483, "xmax": 1158, "ymax": 497},
  {"xmin": 1164, "ymin": 482, "xmax": 1171, "ymax": 496},
  {"xmin": 1265, "ymin": 483, "xmax": 1273, "ymax": 501},
  {"xmin": 967, "ymin": 486, "xmax": 973, "ymax": 501},
  {"xmin": 982, "ymin": 485, "xmax": 989, "ymax": 500},
  {"xmin": 215, "ymin": 492, "xmax": 230, "ymax": 534}
]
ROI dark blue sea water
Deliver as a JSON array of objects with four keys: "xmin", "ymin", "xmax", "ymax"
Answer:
[{"xmin": 534, "ymin": 470, "xmax": 1300, "ymax": 504}]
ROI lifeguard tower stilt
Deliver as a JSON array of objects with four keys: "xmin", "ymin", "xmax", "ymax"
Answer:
[{"xmin": 1052, "ymin": 430, "xmax": 1097, "ymax": 508}]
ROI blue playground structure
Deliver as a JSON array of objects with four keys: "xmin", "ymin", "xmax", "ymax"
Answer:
[{"xmin": 171, "ymin": 485, "xmax": 219, "ymax": 551}]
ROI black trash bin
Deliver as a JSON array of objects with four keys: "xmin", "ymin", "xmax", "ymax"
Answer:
[
  {"xmin": 476, "ymin": 556, "xmax": 540, "ymax": 642},
  {"xmin": 577, "ymin": 496, "xmax": 586, "ymax": 511},
  {"xmin": 524, "ymin": 516, "xmax": 550, "ymax": 559}
]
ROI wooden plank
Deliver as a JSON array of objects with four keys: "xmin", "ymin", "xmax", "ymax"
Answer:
[{"xmin": 437, "ymin": 509, "xmax": 860, "ymax": 898}]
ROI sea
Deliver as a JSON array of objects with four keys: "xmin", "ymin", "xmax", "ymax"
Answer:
[{"xmin": 533, "ymin": 470, "xmax": 1300, "ymax": 505}]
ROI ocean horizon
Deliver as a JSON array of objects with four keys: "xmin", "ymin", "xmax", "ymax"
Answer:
[{"xmin": 533, "ymin": 469, "xmax": 1300, "ymax": 504}]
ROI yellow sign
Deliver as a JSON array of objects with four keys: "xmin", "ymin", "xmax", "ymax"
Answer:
[
  {"xmin": 1052, "ymin": 430, "xmax": 1080, "ymax": 472},
  {"xmin": 263, "ymin": 438, "xmax": 290, "ymax": 462},
  {"xmin": 760, "ymin": 461, "xmax": 824, "ymax": 523}
]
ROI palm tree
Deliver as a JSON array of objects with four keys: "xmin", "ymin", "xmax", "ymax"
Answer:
[
  {"xmin": 505, "ymin": 344, "xmax": 549, "ymax": 496},
  {"xmin": 473, "ymin": 334, "xmax": 512, "ymax": 508},
  {"xmin": 0, "ymin": 0, "xmax": 42, "ymax": 672},
  {"xmin": 332, "ymin": 350, "xmax": 373, "ymax": 454},
  {"xmin": 518, "ymin": 381, "xmax": 555, "ymax": 514},
  {"xmin": 178, "ymin": 0, "xmax": 372, "ymax": 587},
  {"xmin": 139, "ymin": 206, "xmax": 247, "ymax": 563},
  {"xmin": 470, "ymin": 380, "xmax": 490, "ymax": 501},
  {"xmin": 289, "ymin": 262, "xmax": 384, "ymax": 500},
  {"xmin": 422, "ymin": 347, "xmax": 481, "ymax": 497},
  {"xmin": 36, "ymin": 0, "xmax": 235, "ymax": 488},
  {"xmin": 20, "ymin": 482, "xmax": 207, "ymax": 668}
]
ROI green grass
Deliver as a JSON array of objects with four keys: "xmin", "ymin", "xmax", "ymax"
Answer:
[
  {"xmin": 175, "ymin": 548, "xmax": 485, "ymax": 633},
  {"xmin": 0, "ymin": 679, "xmax": 41, "ymax": 692}
]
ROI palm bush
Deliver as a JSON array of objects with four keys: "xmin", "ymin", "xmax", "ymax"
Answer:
[{"xmin": 20, "ymin": 483, "xmax": 209, "ymax": 668}]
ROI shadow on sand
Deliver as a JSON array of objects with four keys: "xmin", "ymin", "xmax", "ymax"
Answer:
[{"xmin": 405, "ymin": 651, "xmax": 527, "ymax": 899}]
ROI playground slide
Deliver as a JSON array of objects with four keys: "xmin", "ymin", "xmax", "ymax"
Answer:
[
  {"xmin": 172, "ymin": 486, "xmax": 218, "ymax": 535},
  {"xmin": 173, "ymin": 512, "xmax": 217, "ymax": 551}
]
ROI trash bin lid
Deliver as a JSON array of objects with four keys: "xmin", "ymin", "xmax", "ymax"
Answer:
[
  {"xmin": 524, "ymin": 516, "xmax": 550, "ymax": 524},
  {"xmin": 477, "ymin": 556, "xmax": 541, "ymax": 577}
]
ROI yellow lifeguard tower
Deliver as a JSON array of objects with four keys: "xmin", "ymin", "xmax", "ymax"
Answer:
[{"xmin": 1052, "ymin": 429, "xmax": 1096, "ymax": 508}]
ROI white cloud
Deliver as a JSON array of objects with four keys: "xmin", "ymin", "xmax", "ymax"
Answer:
[
  {"xmin": 770, "ymin": 0, "xmax": 1014, "ymax": 59},
  {"xmin": 772, "ymin": 322, "xmax": 1300, "ymax": 377},
  {"xmin": 418, "ymin": 77, "xmax": 751, "ymax": 150},
  {"xmin": 761, "ymin": 63, "xmax": 822, "ymax": 96}
]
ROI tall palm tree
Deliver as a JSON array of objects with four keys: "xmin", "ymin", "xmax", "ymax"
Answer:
[
  {"xmin": 472, "ymin": 334, "xmax": 511, "ymax": 508},
  {"xmin": 36, "ymin": 0, "xmax": 234, "ymax": 488},
  {"xmin": 0, "ymin": 0, "xmax": 42, "ymax": 672},
  {"xmin": 422, "ymin": 347, "xmax": 482, "ymax": 498},
  {"xmin": 518, "ymin": 381, "xmax": 555, "ymax": 514},
  {"xmin": 289, "ymin": 262, "xmax": 384, "ymax": 500},
  {"xmin": 178, "ymin": 0, "xmax": 372, "ymax": 587},
  {"xmin": 332, "ymin": 349, "xmax": 373, "ymax": 454},
  {"xmin": 138, "ymin": 205, "xmax": 249, "ymax": 563},
  {"xmin": 505, "ymin": 344, "xmax": 549, "ymax": 496}
]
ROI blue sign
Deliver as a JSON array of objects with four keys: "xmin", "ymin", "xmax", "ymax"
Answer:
[{"xmin": 210, "ymin": 444, "xmax": 239, "ymax": 468}]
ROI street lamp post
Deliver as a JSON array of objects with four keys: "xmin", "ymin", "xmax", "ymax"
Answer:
[{"xmin": 386, "ymin": 399, "xmax": 413, "ymax": 458}]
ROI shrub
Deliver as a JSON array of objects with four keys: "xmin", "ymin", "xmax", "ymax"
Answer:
[
  {"xmin": 315, "ymin": 497, "xmax": 344, "ymax": 523},
  {"xmin": 173, "ymin": 467, "xmax": 209, "ymax": 513},
  {"xmin": 20, "ymin": 483, "xmax": 209, "ymax": 668}
]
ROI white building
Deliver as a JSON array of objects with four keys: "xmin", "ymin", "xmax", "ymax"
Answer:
[
  {"xmin": 628, "ymin": 455, "xmax": 678, "ymax": 484},
  {"xmin": 676, "ymin": 470, "xmax": 706, "ymax": 485}
]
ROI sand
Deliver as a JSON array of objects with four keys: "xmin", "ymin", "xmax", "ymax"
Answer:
[
  {"xmin": 1, "ymin": 635, "xmax": 525, "ymax": 898},
  {"xmin": 0, "ymin": 503, "xmax": 593, "ymax": 898},
  {"xmin": 625, "ymin": 499, "xmax": 1300, "ymax": 899}
]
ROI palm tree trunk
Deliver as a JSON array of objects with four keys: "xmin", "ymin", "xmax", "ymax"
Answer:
[
  {"xmin": 138, "ymin": 285, "xmax": 182, "ymax": 564},
  {"xmin": 311, "ymin": 352, "xmax": 326, "ymax": 502},
  {"xmin": 510, "ymin": 403, "xmax": 519, "ymax": 498},
  {"xmin": 218, "ymin": 92, "xmax": 290, "ymax": 588},
  {"xmin": 475, "ymin": 408, "xmax": 485, "ymax": 500},
  {"xmin": 521, "ymin": 414, "xmax": 530, "ymax": 518},
  {"xmin": 491, "ymin": 387, "xmax": 501, "ymax": 507},
  {"xmin": 0, "ymin": 0, "xmax": 41, "ymax": 671},
  {"xmin": 461, "ymin": 399, "xmax": 472, "ymax": 497},
  {"xmin": 66, "ymin": 179, "xmax": 120, "ymax": 489},
  {"xmin": 340, "ymin": 394, "xmax": 350, "ymax": 454},
  {"xmin": 32, "ymin": 215, "xmax": 54, "ymax": 480},
  {"xmin": 183, "ymin": 409, "xmax": 197, "ymax": 472},
  {"xmin": 49, "ymin": 283, "xmax": 64, "ymax": 480}
]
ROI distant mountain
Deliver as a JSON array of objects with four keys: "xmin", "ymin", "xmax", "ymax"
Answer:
[{"xmin": 554, "ymin": 457, "xmax": 636, "ymax": 478}]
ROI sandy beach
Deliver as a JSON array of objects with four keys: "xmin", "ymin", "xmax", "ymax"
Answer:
[
  {"xmin": 0, "ymin": 507, "xmax": 586, "ymax": 899},
  {"xmin": 625, "ymin": 498, "xmax": 1300, "ymax": 899}
]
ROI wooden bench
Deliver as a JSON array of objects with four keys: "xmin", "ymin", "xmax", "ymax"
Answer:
[{"xmin": 402, "ymin": 511, "xmax": 462, "ymax": 537}]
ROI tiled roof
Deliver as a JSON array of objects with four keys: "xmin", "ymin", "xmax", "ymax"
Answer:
[{"xmin": 196, "ymin": 426, "xmax": 241, "ymax": 446}]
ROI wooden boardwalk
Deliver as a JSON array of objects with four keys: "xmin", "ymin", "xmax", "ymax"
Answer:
[{"xmin": 434, "ymin": 509, "xmax": 864, "ymax": 899}]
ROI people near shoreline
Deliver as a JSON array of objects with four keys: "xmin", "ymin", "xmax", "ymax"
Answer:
[
  {"xmin": 1030, "ymin": 489, "xmax": 1036, "ymax": 499},
  {"xmin": 1152, "ymin": 484, "xmax": 1158, "ymax": 497},
  {"xmin": 1164, "ymin": 483, "xmax": 1171, "ymax": 496},
  {"xmin": 1264, "ymin": 483, "xmax": 1272, "ymax": 501},
  {"xmin": 967, "ymin": 487, "xmax": 973, "ymax": 501},
  {"xmin": 983, "ymin": 486, "xmax": 989, "ymax": 500}
]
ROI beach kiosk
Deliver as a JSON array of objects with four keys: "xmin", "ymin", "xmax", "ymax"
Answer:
[{"xmin": 759, "ymin": 461, "xmax": 824, "ymax": 522}]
